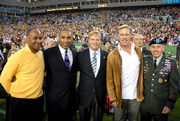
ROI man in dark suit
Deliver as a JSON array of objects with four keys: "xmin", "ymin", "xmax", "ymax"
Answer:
[
  {"xmin": 44, "ymin": 29, "xmax": 77, "ymax": 121},
  {"xmin": 141, "ymin": 38, "xmax": 179, "ymax": 121},
  {"xmin": 176, "ymin": 41, "xmax": 180, "ymax": 62},
  {"xmin": 77, "ymin": 30, "xmax": 108, "ymax": 121},
  {"xmin": 133, "ymin": 33, "xmax": 151, "ymax": 55}
]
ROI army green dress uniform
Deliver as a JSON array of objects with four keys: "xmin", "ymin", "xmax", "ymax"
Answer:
[
  {"xmin": 141, "ymin": 39, "xmax": 180, "ymax": 121},
  {"xmin": 141, "ymin": 53, "xmax": 179, "ymax": 121}
]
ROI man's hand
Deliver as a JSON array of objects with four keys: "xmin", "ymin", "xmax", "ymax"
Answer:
[
  {"xmin": 162, "ymin": 106, "xmax": 170, "ymax": 114},
  {"xmin": 111, "ymin": 101, "xmax": 118, "ymax": 108},
  {"xmin": 12, "ymin": 76, "xmax": 16, "ymax": 82}
]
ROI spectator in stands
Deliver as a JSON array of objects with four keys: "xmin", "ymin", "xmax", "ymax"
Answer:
[
  {"xmin": 77, "ymin": 30, "xmax": 108, "ymax": 121},
  {"xmin": 166, "ymin": 52, "xmax": 172, "ymax": 58},
  {"xmin": 0, "ymin": 6, "xmax": 179, "ymax": 47},
  {"xmin": 44, "ymin": 29, "xmax": 78, "ymax": 121},
  {"xmin": 107, "ymin": 25, "xmax": 144, "ymax": 121},
  {"xmin": 7, "ymin": 48, "xmax": 19, "ymax": 58},
  {"xmin": 133, "ymin": 34, "xmax": 151, "ymax": 55},
  {"xmin": 43, "ymin": 36, "xmax": 55, "ymax": 50},
  {"xmin": 0, "ymin": 28, "xmax": 44, "ymax": 121},
  {"xmin": 104, "ymin": 40, "xmax": 112, "ymax": 52}
]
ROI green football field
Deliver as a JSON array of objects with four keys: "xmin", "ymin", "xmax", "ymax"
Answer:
[
  {"xmin": 0, "ymin": 97, "xmax": 180, "ymax": 121},
  {"xmin": 0, "ymin": 45, "xmax": 179, "ymax": 121},
  {"xmin": 75, "ymin": 43, "xmax": 177, "ymax": 57}
]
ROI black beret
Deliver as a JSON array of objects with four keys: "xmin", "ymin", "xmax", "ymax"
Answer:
[{"xmin": 149, "ymin": 38, "xmax": 164, "ymax": 46}]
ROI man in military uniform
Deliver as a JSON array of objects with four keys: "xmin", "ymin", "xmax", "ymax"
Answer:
[{"xmin": 141, "ymin": 38, "xmax": 180, "ymax": 121}]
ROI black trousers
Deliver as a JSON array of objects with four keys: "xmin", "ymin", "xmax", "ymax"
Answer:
[
  {"xmin": 48, "ymin": 107, "xmax": 74, "ymax": 121},
  {"xmin": 79, "ymin": 93, "xmax": 104, "ymax": 121},
  {"xmin": 47, "ymin": 103, "xmax": 75, "ymax": 121},
  {"xmin": 141, "ymin": 110, "xmax": 168, "ymax": 121},
  {"xmin": 5, "ymin": 96, "xmax": 10, "ymax": 121},
  {"xmin": 8, "ymin": 96, "xmax": 44, "ymax": 121}
]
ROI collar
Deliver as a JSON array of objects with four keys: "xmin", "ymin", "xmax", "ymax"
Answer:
[
  {"xmin": 153, "ymin": 53, "xmax": 163, "ymax": 65},
  {"xmin": 118, "ymin": 42, "xmax": 134, "ymax": 51},
  {"xmin": 25, "ymin": 44, "xmax": 39, "ymax": 54},
  {"xmin": 58, "ymin": 44, "xmax": 71, "ymax": 53},
  {"xmin": 89, "ymin": 47, "xmax": 100, "ymax": 56}
]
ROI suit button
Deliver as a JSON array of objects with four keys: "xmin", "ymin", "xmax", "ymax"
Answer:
[
  {"xmin": 152, "ymin": 73, "xmax": 155, "ymax": 76},
  {"xmin": 151, "ymin": 89, "xmax": 154, "ymax": 92},
  {"xmin": 152, "ymin": 78, "xmax": 154, "ymax": 81},
  {"xmin": 151, "ymin": 84, "xmax": 154, "ymax": 86}
]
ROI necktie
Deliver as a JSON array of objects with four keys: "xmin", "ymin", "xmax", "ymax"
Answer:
[
  {"xmin": 91, "ymin": 53, "xmax": 97, "ymax": 75},
  {"xmin": 65, "ymin": 50, "xmax": 70, "ymax": 70},
  {"xmin": 154, "ymin": 59, "xmax": 157, "ymax": 69},
  {"xmin": 0, "ymin": 50, "xmax": 4, "ymax": 60}
]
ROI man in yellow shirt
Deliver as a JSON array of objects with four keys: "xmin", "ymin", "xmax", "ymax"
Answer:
[{"xmin": 0, "ymin": 28, "xmax": 44, "ymax": 121}]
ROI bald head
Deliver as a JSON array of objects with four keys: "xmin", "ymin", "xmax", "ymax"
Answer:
[
  {"xmin": 57, "ymin": 29, "xmax": 72, "ymax": 49},
  {"xmin": 26, "ymin": 29, "xmax": 43, "ymax": 53}
]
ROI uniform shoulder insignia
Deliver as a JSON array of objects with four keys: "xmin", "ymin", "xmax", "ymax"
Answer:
[{"xmin": 143, "ymin": 54, "xmax": 152, "ymax": 58}]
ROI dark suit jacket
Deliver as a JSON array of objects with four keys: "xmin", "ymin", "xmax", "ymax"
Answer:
[
  {"xmin": 77, "ymin": 48, "xmax": 108, "ymax": 108},
  {"xmin": 176, "ymin": 45, "xmax": 180, "ymax": 62},
  {"xmin": 44, "ymin": 46, "xmax": 77, "ymax": 110}
]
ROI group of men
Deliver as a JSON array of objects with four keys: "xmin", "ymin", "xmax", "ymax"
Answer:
[{"xmin": 0, "ymin": 24, "xmax": 179, "ymax": 121}]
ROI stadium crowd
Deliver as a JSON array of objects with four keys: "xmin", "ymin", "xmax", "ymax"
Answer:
[
  {"xmin": 0, "ymin": 5, "xmax": 180, "ymax": 121},
  {"xmin": 0, "ymin": 6, "xmax": 180, "ymax": 48}
]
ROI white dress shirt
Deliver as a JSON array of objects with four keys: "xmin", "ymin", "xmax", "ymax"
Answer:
[
  {"xmin": 89, "ymin": 48, "xmax": 101, "ymax": 77},
  {"xmin": 58, "ymin": 44, "xmax": 73, "ymax": 67},
  {"xmin": 153, "ymin": 53, "xmax": 163, "ymax": 66},
  {"xmin": 118, "ymin": 43, "xmax": 140, "ymax": 99}
]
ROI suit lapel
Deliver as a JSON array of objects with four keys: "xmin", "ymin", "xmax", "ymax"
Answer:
[
  {"xmin": 70, "ymin": 48, "xmax": 76, "ymax": 69},
  {"xmin": 86, "ymin": 49, "xmax": 95, "ymax": 77},
  {"xmin": 54, "ymin": 46, "xmax": 68, "ymax": 70}
]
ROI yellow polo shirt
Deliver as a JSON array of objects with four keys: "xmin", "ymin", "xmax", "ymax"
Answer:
[{"xmin": 0, "ymin": 45, "xmax": 44, "ymax": 99}]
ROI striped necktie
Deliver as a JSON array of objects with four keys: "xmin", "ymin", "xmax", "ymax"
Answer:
[
  {"xmin": 65, "ymin": 50, "xmax": 70, "ymax": 70},
  {"xmin": 91, "ymin": 53, "xmax": 97, "ymax": 75},
  {"xmin": 0, "ymin": 50, "xmax": 4, "ymax": 60}
]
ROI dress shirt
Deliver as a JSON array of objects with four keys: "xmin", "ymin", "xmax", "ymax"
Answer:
[
  {"xmin": 118, "ymin": 43, "xmax": 140, "ymax": 99},
  {"xmin": 89, "ymin": 48, "xmax": 101, "ymax": 77},
  {"xmin": 153, "ymin": 54, "xmax": 163, "ymax": 66},
  {"xmin": 0, "ymin": 45, "xmax": 44, "ymax": 99},
  {"xmin": 58, "ymin": 44, "xmax": 73, "ymax": 68}
]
